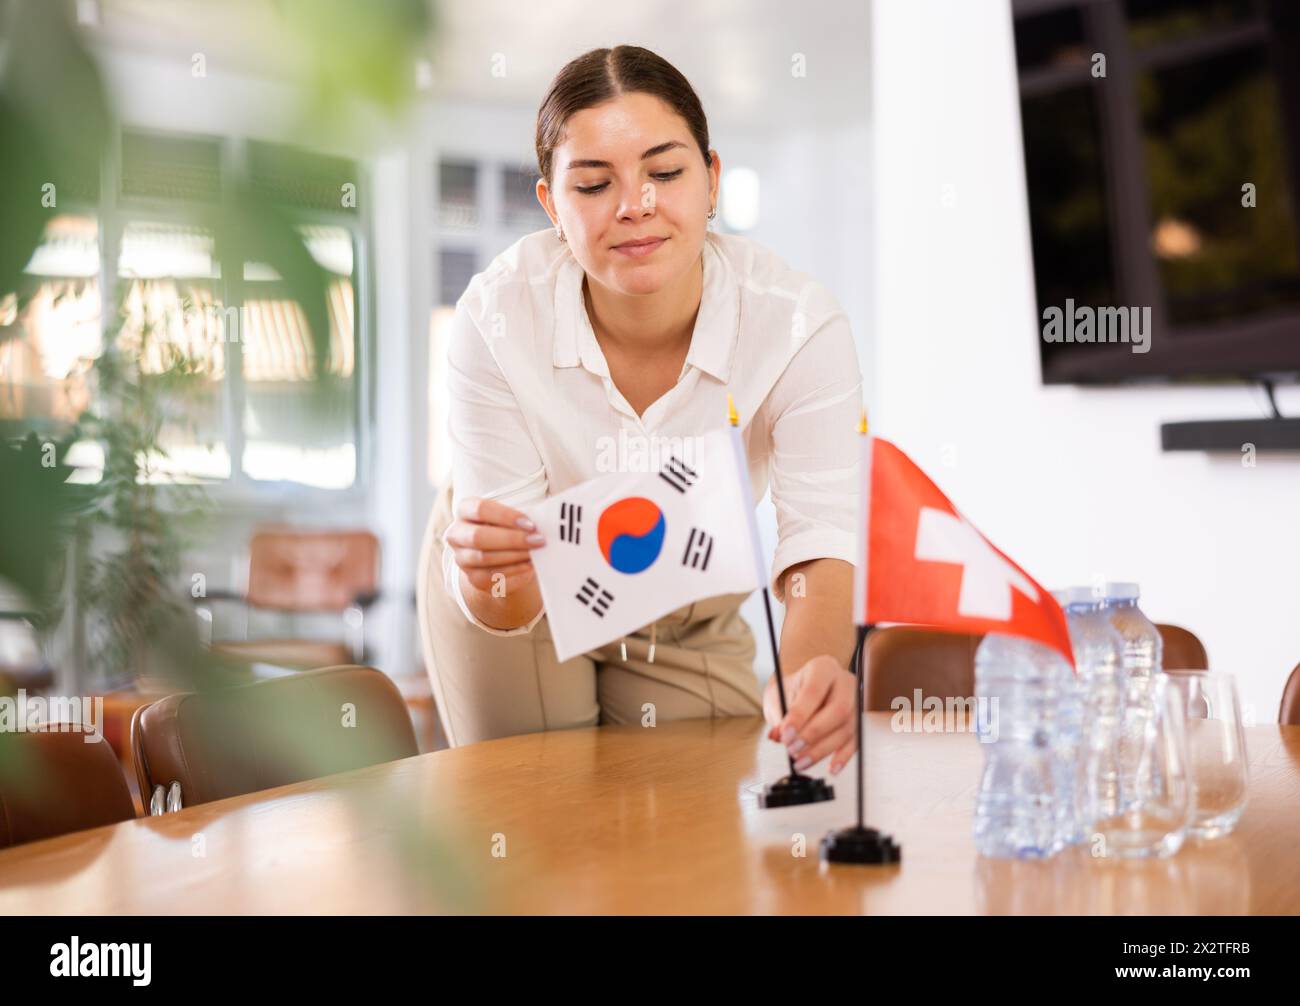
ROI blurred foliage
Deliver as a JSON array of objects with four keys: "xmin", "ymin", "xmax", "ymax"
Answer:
[
  {"xmin": 1, "ymin": 0, "xmax": 474, "ymax": 907},
  {"xmin": 0, "ymin": 1, "xmax": 108, "ymax": 309},
  {"xmin": 211, "ymin": 183, "xmax": 333, "ymax": 376},
  {"xmin": 0, "ymin": 432, "xmax": 94, "ymax": 621},
  {"xmin": 0, "ymin": 0, "xmax": 432, "ymax": 639},
  {"xmin": 278, "ymin": 0, "xmax": 438, "ymax": 123},
  {"xmin": 75, "ymin": 287, "xmax": 213, "ymax": 683}
]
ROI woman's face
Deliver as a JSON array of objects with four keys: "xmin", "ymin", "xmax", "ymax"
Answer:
[{"xmin": 537, "ymin": 91, "xmax": 720, "ymax": 298}]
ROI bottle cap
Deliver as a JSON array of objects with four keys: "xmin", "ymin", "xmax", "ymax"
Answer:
[
  {"xmin": 1066, "ymin": 586, "xmax": 1101, "ymax": 607},
  {"xmin": 1103, "ymin": 581, "xmax": 1140, "ymax": 602}
]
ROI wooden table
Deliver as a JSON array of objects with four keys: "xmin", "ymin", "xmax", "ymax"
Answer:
[{"xmin": 1, "ymin": 714, "xmax": 1297, "ymax": 914}]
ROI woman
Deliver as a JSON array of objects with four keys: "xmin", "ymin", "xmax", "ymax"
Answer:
[{"xmin": 417, "ymin": 45, "xmax": 863, "ymax": 777}]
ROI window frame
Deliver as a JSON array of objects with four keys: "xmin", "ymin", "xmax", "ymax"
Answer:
[{"xmin": 90, "ymin": 127, "xmax": 375, "ymax": 505}]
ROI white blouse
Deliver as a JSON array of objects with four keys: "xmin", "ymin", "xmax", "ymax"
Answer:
[{"xmin": 441, "ymin": 228, "xmax": 862, "ymax": 636}]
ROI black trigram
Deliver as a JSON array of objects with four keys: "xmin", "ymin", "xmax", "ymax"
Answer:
[
  {"xmin": 559, "ymin": 502, "xmax": 582, "ymax": 544},
  {"xmin": 658, "ymin": 454, "xmax": 698, "ymax": 494},
  {"xmin": 576, "ymin": 577, "xmax": 614, "ymax": 617},
  {"xmin": 681, "ymin": 527, "xmax": 714, "ymax": 571}
]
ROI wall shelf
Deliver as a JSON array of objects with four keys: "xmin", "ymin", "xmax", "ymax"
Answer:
[{"xmin": 1160, "ymin": 418, "xmax": 1300, "ymax": 452}]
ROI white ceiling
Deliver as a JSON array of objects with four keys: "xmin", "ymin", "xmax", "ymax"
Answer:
[
  {"xmin": 83, "ymin": 0, "xmax": 870, "ymax": 130},
  {"xmin": 426, "ymin": 0, "xmax": 870, "ymax": 128}
]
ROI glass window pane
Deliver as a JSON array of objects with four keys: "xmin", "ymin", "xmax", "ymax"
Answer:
[
  {"xmin": 114, "ymin": 221, "xmax": 229, "ymax": 483},
  {"xmin": 1139, "ymin": 43, "xmax": 1300, "ymax": 324},
  {"xmin": 114, "ymin": 278, "xmax": 231, "ymax": 483},
  {"xmin": 1015, "ymin": 7, "xmax": 1089, "ymax": 74},
  {"xmin": 118, "ymin": 220, "xmax": 221, "ymax": 280},
  {"xmin": 239, "ymin": 226, "xmax": 358, "ymax": 490},
  {"xmin": 1020, "ymin": 86, "xmax": 1117, "ymax": 350},
  {"xmin": 119, "ymin": 130, "xmax": 223, "ymax": 204},
  {"xmin": 438, "ymin": 248, "xmax": 476, "ymax": 306},
  {"xmin": 0, "ymin": 215, "xmax": 101, "ymax": 438},
  {"xmin": 438, "ymin": 160, "xmax": 478, "ymax": 232},
  {"xmin": 501, "ymin": 166, "xmax": 550, "ymax": 232}
]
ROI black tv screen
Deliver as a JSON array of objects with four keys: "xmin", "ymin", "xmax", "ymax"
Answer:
[{"xmin": 1013, "ymin": 0, "xmax": 1300, "ymax": 384}]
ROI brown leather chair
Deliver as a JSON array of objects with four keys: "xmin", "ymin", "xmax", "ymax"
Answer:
[
  {"xmin": 0, "ymin": 729, "xmax": 136, "ymax": 848},
  {"xmin": 194, "ymin": 528, "xmax": 381, "ymax": 671},
  {"xmin": 1157, "ymin": 623, "xmax": 1209, "ymax": 670},
  {"xmin": 1280, "ymin": 663, "xmax": 1300, "ymax": 726},
  {"xmin": 863, "ymin": 626, "xmax": 982, "ymax": 712},
  {"xmin": 129, "ymin": 665, "xmax": 418, "ymax": 812}
]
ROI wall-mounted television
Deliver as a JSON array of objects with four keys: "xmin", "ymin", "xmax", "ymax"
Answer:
[{"xmin": 1013, "ymin": 0, "xmax": 1300, "ymax": 386}]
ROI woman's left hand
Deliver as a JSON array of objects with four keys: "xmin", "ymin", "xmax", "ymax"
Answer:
[{"xmin": 762, "ymin": 655, "xmax": 860, "ymax": 776}]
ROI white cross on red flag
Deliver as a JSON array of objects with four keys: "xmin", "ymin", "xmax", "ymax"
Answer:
[{"xmin": 854, "ymin": 435, "xmax": 1074, "ymax": 667}]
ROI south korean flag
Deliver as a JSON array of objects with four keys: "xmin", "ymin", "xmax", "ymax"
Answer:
[{"xmin": 523, "ymin": 428, "xmax": 760, "ymax": 662}]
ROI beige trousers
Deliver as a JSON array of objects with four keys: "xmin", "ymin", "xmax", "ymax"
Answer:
[{"xmin": 416, "ymin": 483, "xmax": 763, "ymax": 747}]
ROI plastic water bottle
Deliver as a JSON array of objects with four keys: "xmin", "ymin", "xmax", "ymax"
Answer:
[
  {"xmin": 1102, "ymin": 582, "xmax": 1164, "ymax": 811},
  {"xmin": 1102, "ymin": 582, "xmax": 1163, "ymax": 681},
  {"xmin": 1050, "ymin": 591, "xmax": 1085, "ymax": 850},
  {"xmin": 973, "ymin": 632, "xmax": 1073, "ymax": 858},
  {"xmin": 1065, "ymin": 587, "xmax": 1127, "ymax": 832}
]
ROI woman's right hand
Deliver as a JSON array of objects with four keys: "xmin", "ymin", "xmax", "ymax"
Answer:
[{"xmin": 444, "ymin": 496, "xmax": 547, "ymax": 594}]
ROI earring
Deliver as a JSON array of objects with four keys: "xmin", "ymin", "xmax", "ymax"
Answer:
[
  {"xmin": 555, "ymin": 225, "xmax": 566, "ymax": 242},
  {"xmin": 707, "ymin": 205, "xmax": 716, "ymax": 222}
]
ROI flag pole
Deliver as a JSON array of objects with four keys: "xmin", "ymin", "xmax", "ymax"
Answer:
[
  {"xmin": 850, "ymin": 623, "xmax": 868, "ymax": 829},
  {"xmin": 727, "ymin": 394, "xmax": 833, "ymax": 809},
  {"xmin": 820, "ymin": 408, "xmax": 900, "ymax": 864},
  {"xmin": 760, "ymin": 586, "xmax": 798, "ymax": 778}
]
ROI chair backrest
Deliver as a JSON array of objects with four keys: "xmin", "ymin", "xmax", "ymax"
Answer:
[
  {"xmin": 1280, "ymin": 663, "xmax": 1300, "ymax": 726},
  {"xmin": 862, "ymin": 624, "xmax": 1210, "ymax": 713},
  {"xmin": 0, "ymin": 729, "xmax": 136, "ymax": 848},
  {"xmin": 1157, "ymin": 623, "xmax": 1209, "ymax": 670},
  {"xmin": 245, "ymin": 529, "xmax": 379, "ymax": 612},
  {"xmin": 863, "ymin": 627, "xmax": 982, "ymax": 712},
  {"xmin": 130, "ymin": 665, "xmax": 418, "ymax": 810}
]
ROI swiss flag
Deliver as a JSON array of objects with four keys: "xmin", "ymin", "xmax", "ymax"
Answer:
[{"xmin": 854, "ymin": 436, "xmax": 1074, "ymax": 668}]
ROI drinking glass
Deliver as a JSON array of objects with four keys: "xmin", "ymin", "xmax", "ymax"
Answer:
[
  {"xmin": 1165, "ymin": 670, "xmax": 1249, "ymax": 839},
  {"xmin": 1089, "ymin": 674, "xmax": 1194, "ymax": 859}
]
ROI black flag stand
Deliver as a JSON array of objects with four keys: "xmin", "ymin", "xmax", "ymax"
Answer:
[
  {"xmin": 819, "ymin": 622, "xmax": 902, "ymax": 863},
  {"xmin": 757, "ymin": 585, "xmax": 834, "ymax": 808}
]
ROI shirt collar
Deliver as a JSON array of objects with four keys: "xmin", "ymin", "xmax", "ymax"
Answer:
[{"xmin": 552, "ymin": 234, "xmax": 739, "ymax": 383}]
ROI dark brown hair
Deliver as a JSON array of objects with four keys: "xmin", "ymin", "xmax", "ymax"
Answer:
[{"xmin": 535, "ymin": 45, "xmax": 712, "ymax": 188}]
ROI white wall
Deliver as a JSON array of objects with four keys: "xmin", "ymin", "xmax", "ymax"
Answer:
[
  {"xmin": 720, "ymin": 122, "xmax": 873, "ymax": 406},
  {"xmin": 870, "ymin": 0, "xmax": 1300, "ymax": 718}
]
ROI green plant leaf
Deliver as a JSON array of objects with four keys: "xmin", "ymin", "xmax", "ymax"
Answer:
[
  {"xmin": 0, "ymin": 433, "xmax": 95, "ymax": 615},
  {"xmin": 0, "ymin": 97, "xmax": 54, "ymax": 318},
  {"xmin": 0, "ymin": 0, "xmax": 110, "ymax": 332}
]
